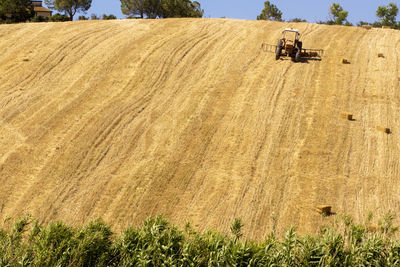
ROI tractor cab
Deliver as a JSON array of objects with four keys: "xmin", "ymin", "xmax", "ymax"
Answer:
[{"xmin": 281, "ymin": 29, "xmax": 300, "ymax": 50}]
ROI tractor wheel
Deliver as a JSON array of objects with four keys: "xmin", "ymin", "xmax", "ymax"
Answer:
[
  {"xmin": 275, "ymin": 39, "xmax": 282, "ymax": 60},
  {"xmin": 295, "ymin": 50, "xmax": 301, "ymax": 62},
  {"xmin": 295, "ymin": 41, "xmax": 302, "ymax": 62}
]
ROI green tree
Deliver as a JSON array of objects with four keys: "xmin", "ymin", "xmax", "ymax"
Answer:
[
  {"xmin": 329, "ymin": 3, "xmax": 348, "ymax": 25},
  {"xmin": 143, "ymin": 0, "xmax": 161, "ymax": 18},
  {"xmin": 257, "ymin": 1, "xmax": 282, "ymax": 21},
  {"xmin": 102, "ymin": 14, "xmax": 117, "ymax": 20},
  {"xmin": 49, "ymin": 13, "xmax": 70, "ymax": 21},
  {"xmin": 357, "ymin": 21, "xmax": 371, "ymax": 27},
  {"xmin": 161, "ymin": 0, "xmax": 204, "ymax": 18},
  {"xmin": 376, "ymin": 2, "xmax": 398, "ymax": 27},
  {"xmin": 120, "ymin": 0, "xmax": 145, "ymax": 18},
  {"xmin": 121, "ymin": 0, "xmax": 160, "ymax": 18},
  {"xmin": 160, "ymin": 0, "xmax": 203, "ymax": 18},
  {"xmin": 44, "ymin": 0, "xmax": 92, "ymax": 21},
  {"xmin": 120, "ymin": 0, "xmax": 203, "ymax": 19},
  {"xmin": 0, "ymin": 0, "xmax": 34, "ymax": 23}
]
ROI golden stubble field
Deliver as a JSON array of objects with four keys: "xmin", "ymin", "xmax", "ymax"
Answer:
[{"xmin": 1, "ymin": 18, "xmax": 400, "ymax": 239}]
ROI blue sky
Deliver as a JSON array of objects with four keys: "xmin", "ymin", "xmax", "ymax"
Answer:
[{"xmin": 46, "ymin": 0, "xmax": 400, "ymax": 24}]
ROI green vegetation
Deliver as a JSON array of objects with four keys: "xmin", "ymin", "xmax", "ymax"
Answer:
[
  {"xmin": 329, "ymin": 3, "xmax": 350, "ymax": 25},
  {"xmin": 1, "ymin": 213, "xmax": 400, "ymax": 266},
  {"xmin": 31, "ymin": 13, "xmax": 70, "ymax": 22},
  {"xmin": 289, "ymin": 18, "xmax": 307, "ymax": 23},
  {"xmin": 357, "ymin": 2, "xmax": 400, "ymax": 29},
  {"xmin": 102, "ymin": 14, "xmax": 117, "ymax": 20},
  {"xmin": 316, "ymin": 3, "xmax": 352, "ymax": 26},
  {"xmin": 44, "ymin": 0, "xmax": 92, "ymax": 21},
  {"xmin": 377, "ymin": 2, "xmax": 399, "ymax": 28},
  {"xmin": 120, "ymin": 0, "xmax": 203, "ymax": 19},
  {"xmin": 78, "ymin": 15, "xmax": 88, "ymax": 20},
  {"xmin": 0, "ymin": 0, "xmax": 34, "ymax": 23},
  {"xmin": 256, "ymin": 1, "xmax": 282, "ymax": 21}
]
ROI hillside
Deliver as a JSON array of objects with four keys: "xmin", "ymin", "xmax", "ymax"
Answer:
[{"xmin": 1, "ymin": 19, "xmax": 400, "ymax": 239}]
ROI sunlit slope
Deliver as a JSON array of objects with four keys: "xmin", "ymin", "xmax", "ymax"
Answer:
[{"xmin": 1, "ymin": 19, "xmax": 400, "ymax": 238}]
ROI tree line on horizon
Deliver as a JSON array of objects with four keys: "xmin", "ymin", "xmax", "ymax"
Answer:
[
  {"xmin": 120, "ymin": 0, "xmax": 203, "ymax": 19},
  {"xmin": 0, "ymin": 0, "xmax": 399, "ymax": 28},
  {"xmin": 257, "ymin": 1, "xmax": 400, "ymax": 29},
  {"xmin": 0, "ymin": 0, "xmax": 203, "ymax": 23}
]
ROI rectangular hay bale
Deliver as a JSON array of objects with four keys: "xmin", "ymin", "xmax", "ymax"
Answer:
[
  {"xmin": 362, "ymin": 25, "xmax": 372, "ymax": 29},
  {"xmin": 341, "ymin": 58, "xmax": 350, "ymax": 64},
  {"xmin": 376, "ymin": 126, "xmax": 391, "ymax": 134},
  {"xmin": 377, "ymin": 53, "xmax": 384, "ymax": 58},
  {"xmin": 382, "ymin": 26, "xmax": 391, "ymax": 29},
  {"xmin": 341, "ymin": 112, "xmax": 353, "ymax": 120}
]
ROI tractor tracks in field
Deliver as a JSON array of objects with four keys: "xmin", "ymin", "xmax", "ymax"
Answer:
[{"xmin": 35, "ymin": 21, "xmax": 230, "ymax": 220}]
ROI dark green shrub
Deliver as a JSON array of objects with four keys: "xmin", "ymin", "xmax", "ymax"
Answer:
[
  {"xmin": 49, "ymin": 13, "xmax": 70, "ymax": 22},
  {"xmin": 71, "ymin": 219, "xmax": 113, "ymax": 266},
  {"xmin": 102, "ymin": 14, "xmax": 117, "ymax": 20},
  {"xmin": 30, "ymin": 221, "xmax": 76, "ymax": 266},
  {"xmin": 31, "ymin": 16, "xmax": 49, "ymax": 22}
]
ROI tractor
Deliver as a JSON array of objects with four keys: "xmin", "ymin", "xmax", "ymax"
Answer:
[
  {"xmin": 261, "ymin": 28, "xmax": 323, "ymax": 62},
  {"xmin": 275, "ymin": 28, "xmax": 302, "ymax": 62}
]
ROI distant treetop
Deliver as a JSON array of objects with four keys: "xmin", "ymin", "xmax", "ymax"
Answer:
[
  {"xmin": 257, "ymin": 1, "xmax": 282, "ymax": 21},
  {"xmin": 44, "ymin": 0, "xmax": 92, "ymax": 21},
  {"xmin": 120, "ymin": 0, "xmax": 203, "ymax": 19}
]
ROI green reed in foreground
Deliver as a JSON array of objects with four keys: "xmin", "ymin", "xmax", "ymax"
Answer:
[{"xmin": 1, "ymin": 213, "xmax": 400, "ymax": 266}]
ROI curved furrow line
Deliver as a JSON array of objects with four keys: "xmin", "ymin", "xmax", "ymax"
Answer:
[
  {"xmin": 39, "ymin": 22, "xmax": 217, "ymax": 185},
  {"xmin": 0, "ymin": 25, "xmax": 107, "ymax": 88},
  {"xmin": 17, "ymin": 26, "xmax": 118, "ymax": 88},
  {"xmin": 45, "ymin": 22, "xmax": 227, "ymax": 221}
]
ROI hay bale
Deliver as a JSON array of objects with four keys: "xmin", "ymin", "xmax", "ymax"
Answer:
[
  {"xmin": 341, "ymin": 58, "xmax": 350, "ymax": 64},
  {"xmin": 341, "ymin": 112, "xmax": 353, "ymax": 121},
  {"xmin": 382, "ymin": 26, "xmax": 391, "ymax": 29},
  {"xmin": 377, "ymin": 53, "xmax": 384, "ymax": 58},
  {"xmin": 362, "ymin": 25, "xmax": 372, "ymax": 30},
  {"xmin": 376, "ymin": 126, "xmax": 391, "ymax": 134},
  {"xmin": 316, "ymin": 205, "xmax": 332, "ymax": 215}
]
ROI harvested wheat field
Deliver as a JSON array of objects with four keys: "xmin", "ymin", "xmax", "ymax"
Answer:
[{"xmin": 1, "ymin": 18, "xmax": 400, "ymax": 239}]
